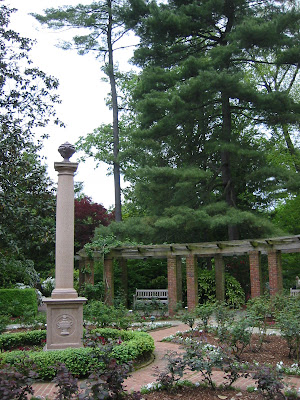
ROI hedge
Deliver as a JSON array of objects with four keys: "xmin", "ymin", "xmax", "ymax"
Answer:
[
  {"xmin": 0, "ymin": 329, "xmax": 46, "ymax": 350},
  {"xmin": 0, "ymin": 328, "xmax": 154, "ymax": 380},
  {"xmin": 0, "ymin": 289, "xmax": 38, "ymax": 317}
]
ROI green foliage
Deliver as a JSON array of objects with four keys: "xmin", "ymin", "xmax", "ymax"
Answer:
[
  {"xmin": 273, "ymin": 195, "xmax": 300, "ymax": 235},
  {"xmin": 153, "ymin": 351, "xmax": 185, "ymax": 392},
  {"xmin": 0, "ymin": 314, "xmax": 10, "ymax": 335},
  {"xmin": 0, "ymin": 4, "xmax": 60, "ymax": 275},
  {"xmin": 134, "ymin": 298, "xmax": 168, "ymax": 318},
  {"xmin": 83, "ymin": 301, "xmax": 135, "ymax": 329},
  {"xmin": 195, "ymin": 303, "xmax": 215, "ymax": 333},
  {"xmin": 0, "ymin": 289, "xmax": 38, "ymax": 317},
  {"xmin": 79, "ymin": 282, "xmax": 105, "ymax": 302},
  {"xmin": 275, "ymin": 296, "xmax": 300, "ymax": 364},
  {"xmin": 0, "ymin": 330, "xmax": 46, "ymax": 351},
  {"xmin": 113, "ymin": 0, "xmax": 300, "ymax": 241},
  {"xmin": 0, "ymin": 328, "xmax": 154, "ymax": 380},
  {"xmin": 180, "ymin": 310, "xmax": 196, "ymax": 330},
  {"xmin": 0, "ymin": 256, "xmax": 40, "ymax": 289},
  {"xmin": 184, "ymin": 341, "xmax": 231, "ymax": 389},
  {"xmin": 198, "ymin": 269, "xmax": 245, "ymax": 308}
]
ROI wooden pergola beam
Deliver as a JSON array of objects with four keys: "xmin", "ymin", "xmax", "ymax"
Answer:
[{"xmin": 94, "ymin": 235, "xmax": 300, "ymax": 260}]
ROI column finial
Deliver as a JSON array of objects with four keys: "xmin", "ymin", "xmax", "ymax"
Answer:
[{"xmin": 58, "ymin": 142, "xmax": 76, "ymax": 162}]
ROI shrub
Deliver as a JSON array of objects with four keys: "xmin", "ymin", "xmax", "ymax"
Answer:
[
  {"xmin": 252, "ymin": 364, "xmax": 284, "ymax": 399},
  {"xmin": 195, "ymin": 303, "xmax": 214, "ymax": 332},
  {"xmin": 79, "ymin": 282, "xmax": 104, "ymax": 302},
  {"xmin": 275, "ymin": 298, "xmax": 300, "ymax": 364},
  {"xmin": 0, "ymin": 330, "xmax": 46, "ymax": 351},
  {"xmin": 83, "ymin": 301, "xmax": 116, "ymax": 327},
  {"xmin": 41, "ymin": 277, "xmax": 55, "ymax": 297},
  {"xmin": 0, "ymin": 329, "xmax": 154, "ymax": 380},
  {"xmin": 0, "ymin": 256, "xmax": 39, "ymax": 288},
  {"xmin": 0, "ymin": 289, "xmax": 38, "ymax": 317},
  {"xmin": 246, "ymin": 295, "xmax": 273, "ymax": 350},
  {"xmin": 180, "ymin": 310, "xmax": 196, "ymax": 329},
  {"xmin": 153, "ymin": 351, "xmax": 185, "ymax": 392},
  {"xmin": 0, "ymin": 314, "xmax": 10, "ymax": 335},
  {"xmin": 0, "ymin": 357, "xmax": 38, "ymax": 400},
  {"xmin": 198, "ymin": 269, "xmax": 245, "ymax": 307},
  {"xmin": 52, "ymin": 363, "xmax": 79, "ymax": 400}
]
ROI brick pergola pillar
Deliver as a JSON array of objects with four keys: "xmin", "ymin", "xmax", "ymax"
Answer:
[
  {"xmin": 176, "ymin": 257, "xmax": 183, "ymax": 306},
  {"xmin": 214, "ymin": 254, "xmax": 225, "ymax": 301},
  {"xmin": 268, "ymin": 250, "xmax": 283, "ymax": 296},
  {"xmin": 119, "ymin": 259, "xmax": 128, "ymax": 307},
  {"xmin": 104, "ymin": 257, "xmax": 114, "ymax": 306},
  {"xmin": 249, "ymin": 251, "xmax": 262, "ymax": 298},
  {"xmin": 167, "ymin": 255, "xmax": 182, "ymax": 316},
  {"xmin": 186, "ymin": 254, "xmax": 198, "ymax": 311}
]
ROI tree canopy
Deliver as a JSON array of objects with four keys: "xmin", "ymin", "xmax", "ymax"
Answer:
[
  {"xmin": 0, "ymin": 3, "xmax": 62, "ymax": 279},
  {"xmin": 111, "ymin": 0, "xmax": 300, "ymax": 242}
]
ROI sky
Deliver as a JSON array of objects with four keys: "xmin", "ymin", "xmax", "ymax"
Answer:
[{"xmin": 7, "ymin": 0, "xmax": 135, "ymax": 209}]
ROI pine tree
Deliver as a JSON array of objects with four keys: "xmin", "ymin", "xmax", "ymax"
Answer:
[
  {"xmin": 122, "ymin": 0, "xmax": 300, "ymax": 240},
  {"xmin": 33, "ymin": 1, "xmax": 135, "ymax": 222}
]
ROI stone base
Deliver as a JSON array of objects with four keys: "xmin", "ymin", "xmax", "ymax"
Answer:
[{"xmin": 43, "ymin": 297, "xmax": 87, "ymax": 350}]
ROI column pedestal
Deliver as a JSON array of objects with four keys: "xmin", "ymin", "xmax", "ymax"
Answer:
[{"xmin": 44, "ymin": 297, "xmax": 86, "ymax": 350}]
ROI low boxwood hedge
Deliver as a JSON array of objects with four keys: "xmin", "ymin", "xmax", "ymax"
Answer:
[
  {"xmin": 0, "ymin": 328, "xmax": 154, "ymax": 380},
  {"xmin": 0, "ymin": 329, "xmax": 46, "ymax": 350}
]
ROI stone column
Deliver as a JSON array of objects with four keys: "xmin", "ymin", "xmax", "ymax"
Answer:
[
  {"xmin": 43, "ymin": 143, "xmax": 86, "ymax": 350},
  {"xmin": 215, "ymin": 254, "xmax": 225, "ymax": 302},
  {"xmin": 249, "ymin": 251, "xmax": 262, "ymax": 298},
  {"xmin": 186, "ymin": 255, "xmax": 198, "ymax": 311}
]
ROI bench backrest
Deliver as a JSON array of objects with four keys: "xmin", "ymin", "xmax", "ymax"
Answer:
[{"xmin": 135, "ymin": 289, "xmax": 168, "ymax": 299}]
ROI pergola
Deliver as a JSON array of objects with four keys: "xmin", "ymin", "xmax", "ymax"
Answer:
[{"xmin": 78, "ymin": 235, "xmax": 300, "ymax": 315}]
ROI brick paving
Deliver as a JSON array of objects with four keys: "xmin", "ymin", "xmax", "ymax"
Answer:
[{"xmin": 32, "ymin": 323, "xmax": 300, "ymax": 398}]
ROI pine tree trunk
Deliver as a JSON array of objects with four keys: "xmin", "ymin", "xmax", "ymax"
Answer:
[
  {"xmin": 221, "ymin": 93, "xmax": 239, "ymax": 240},
  {"xmin": 220, "ymin": 0, "xmax": 239, "ymax": 240},
  {"xmin": 107, "ymin": 0, "xmax": 122, "ymax": 222},
  {"xmin": 282, "ymin": 124, "xmax": 300, "ymax": 173}
]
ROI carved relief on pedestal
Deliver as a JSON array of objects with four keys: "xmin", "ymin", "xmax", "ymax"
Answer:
[{"xmin": 55, "ymin": 314, "xmax": 75, "ymax": 336}]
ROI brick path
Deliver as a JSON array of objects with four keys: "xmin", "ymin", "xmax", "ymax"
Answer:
[{"xmin": 32, "ymin": 323, "xmax": 300, "ymax": 398}]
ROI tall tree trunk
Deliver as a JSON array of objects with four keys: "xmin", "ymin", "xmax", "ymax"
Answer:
[
  {"xmin": 107, "ymin": 0, "xmax": 122, "ymax": 222},
  {"xmin": 220, "ymin": 0, "xmax": 239, "ymax": 240},
  {"xmin": 221, "ymin": 92, "xmax": 239, "ymax": 240},
  {"xmin": 282, "ymin": 124, "xmax": 300, "ymax": 173}
]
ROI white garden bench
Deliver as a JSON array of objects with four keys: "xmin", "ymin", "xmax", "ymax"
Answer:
[
  {"xmin": 290, "ymin": 288, "xmax": 300, "ymax": 297},
  {"xmin": 133, "ymin": 289, "xmax": 168, "ymax": 308}
]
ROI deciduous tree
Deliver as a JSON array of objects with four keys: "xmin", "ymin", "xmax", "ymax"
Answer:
[{"xmin": 0, "ymin": 3, "xmax": 62, "ymax": 280}]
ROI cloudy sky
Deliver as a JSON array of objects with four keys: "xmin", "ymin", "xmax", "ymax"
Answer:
[{"xmin": 7, "ymin": 0, "xmax": 135, "ymax": 209}]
